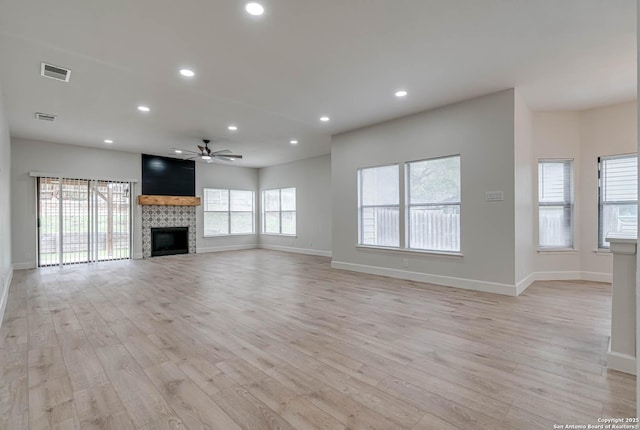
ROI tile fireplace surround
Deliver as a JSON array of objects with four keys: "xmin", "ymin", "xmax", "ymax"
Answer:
[{"xmin": 141, "ymin": 205, "xmax": 196, "ymax": 258}]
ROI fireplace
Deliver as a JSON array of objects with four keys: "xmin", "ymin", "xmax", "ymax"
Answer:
[{"xmin": 151, "ymin": 227, "xmax": 189, "ymax": 257}]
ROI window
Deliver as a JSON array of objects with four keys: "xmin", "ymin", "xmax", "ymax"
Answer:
[
  {"xmin": 262, "ymin": 187, "xmax": 296, "ymax": 235},
  {"xmin": 358, "ymin": 164, "xmax": 400, "ymax": 247},
  {"xmin": 203, "ymin": 189, "xmax": 254, "ymax": 236},
  {"xmin": 407, "ymin": 156, "xmax": 461, "ymax": 252},
  {"xmin": 538, "ymin": 160, "xmax": 573, "ymax": 249},
  {"xmin": 599, "ymin": 154, "xmax": 638, "ymax": 248}
]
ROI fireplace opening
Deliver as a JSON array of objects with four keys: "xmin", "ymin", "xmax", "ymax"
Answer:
[{"xmin": 151, "ymin": 227, "xmax": 189, "ymax": 257}]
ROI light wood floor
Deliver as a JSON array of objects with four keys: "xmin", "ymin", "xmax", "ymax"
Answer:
[{"xmin": 0, "ymin": 250, "xmax": 635, "ymax": 429}]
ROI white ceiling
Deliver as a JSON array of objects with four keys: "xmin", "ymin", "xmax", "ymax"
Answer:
[{"xmin": 0, "ymin": 0, "xmax": 636, "ymax": 167}]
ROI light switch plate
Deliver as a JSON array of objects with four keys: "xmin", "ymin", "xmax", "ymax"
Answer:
[{"xmin": 485, "ymin": 191, "xmax": 504, "ymax": 201}]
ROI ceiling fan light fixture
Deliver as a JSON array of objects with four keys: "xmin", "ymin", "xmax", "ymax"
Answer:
[{"xmin": 202, "ymin": 155, "xmax": 212, "ymax": 160}]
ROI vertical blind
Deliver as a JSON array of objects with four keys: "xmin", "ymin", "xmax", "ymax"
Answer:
[{"xmin": 38, "ymin": 177, "xmax": 132, "ymax": 267}]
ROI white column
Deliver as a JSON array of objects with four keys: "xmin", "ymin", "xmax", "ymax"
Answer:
[{"xmin": 607, "ymin": 234, "xmax": 637, "ymax": 375}]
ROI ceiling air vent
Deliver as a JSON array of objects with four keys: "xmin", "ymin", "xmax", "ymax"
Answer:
[
  {"xmin": 35, "ymin": 112, "xmax": 57, "ymax": 122},
  {"xmin": 40, "ymin": 62, "xmax": 71, "ymax": 82}
]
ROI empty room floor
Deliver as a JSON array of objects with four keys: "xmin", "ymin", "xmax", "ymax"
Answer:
[{"xmin": 0, "ymin": 249, "xmax": 635, "ymax": 429}]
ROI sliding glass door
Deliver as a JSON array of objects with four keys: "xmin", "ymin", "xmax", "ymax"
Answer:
[{"xmin": 37, "ymin": 177, "xmax": 131, "ymax": 267}]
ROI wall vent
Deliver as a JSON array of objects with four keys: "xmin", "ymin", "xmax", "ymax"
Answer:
[
  {"xmin": 40, "ymin": 62, "xmax": 71, "ymax": 82},
  {"xmin": 35, "ymin": 112, "xmax": 57, "ymax": 122}
]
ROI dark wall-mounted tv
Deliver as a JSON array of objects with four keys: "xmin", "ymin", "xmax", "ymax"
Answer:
[{"xmin": 142, "ymin": 154, "xmax": 195, "ymax": 197}]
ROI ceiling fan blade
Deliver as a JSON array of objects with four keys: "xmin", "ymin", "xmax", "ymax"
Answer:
[
  {"xmin": 197, "ymin": 145, "xmax": 205, "ymax": 152},
  {"xmin": 211, "ymin": 149, "xmax": 232, "ymax": 155},
  {"xmin": 176, "ymin": 148, "xmax": 201, "ymax": 155},
  {"xmin": 214, "ymin": 155, "xmax": 243, "ymax": 161}
]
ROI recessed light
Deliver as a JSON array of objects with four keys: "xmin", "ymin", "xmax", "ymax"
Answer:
[
  {"xmin": 137, "ymin": 106, "xmax": 150, "ymax": 112},
  {"xmin": 320, "ymin": 116, "xmax": 330, "ymax": 122},
  {"xmin": 104, "ymin": 139, "xmax": 113, "ymax": 144},
  {"xmin": 395, "ymin": 90, "xmax": 408, "ymax": 97},
  {"xmin": 245, "ymin": 2, "xmax": 264, "ymax": 16},
  {"xmin": 202, "ymin": 155, "xmax": 212, "ymax": 160},
  {"xmin": 290, "ymin": 140, "xmax": 298, "ymax": 145},
  {"xmin": 228, "ymin": 125, "xmax": 238, "ymax": 131},
  {"xmin": 174, "ymin": 149, "xmax": 183, "ymax": 154},
  {"xmin": 179, "ymin": 69, "xmax": 195, "ymax": 77}
]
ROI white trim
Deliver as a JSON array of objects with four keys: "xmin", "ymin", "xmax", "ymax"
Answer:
[
  {"xmin": 526, "ymin": 271, "xmax": 612, "ymax": 284},
  {"xmin": 260, "ymin": 233, "xmax": 297, "ymax": 238},
  {"xmin": 607, "ymin": 350, "xmax": 637, "ymax": 375},
  {"xmin": 581, "ymin": 271, "xmax": 612, "ymax": 283},
  {"xmin": 330, "ymin": 260, "xmax": 518, "ymax": 296},
  {"xmin": 0, "ymin": 265, "xmax": 13, "ymax": 329},
  {"xmin": 29, "ymin": 171, "xmax": 139, "ymax": 183},
  {"xmin": 260, "ymin": 244, "xmax": 332, "ymax": 258},
  {"xmin": 516, "ymin": 272, "xmax": 537, "ymax": 294},
  {"xmin": 197, "ymin": 244, "xmax": 259, "ymax": 254},
  {"xmin": 356, "ymin": 245, "xmax": 463, "ymax": 258},
  {"xmin": 536, "ymin": 248, "xmax": 578, "ymax": 254},
  {"xmin": 13, "ymin": 261, "xmax": 36, "ymax": 270}
]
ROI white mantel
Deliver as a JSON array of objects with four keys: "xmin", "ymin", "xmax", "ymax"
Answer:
[{"xmin": 606, "ymin": 234, "xmax": 637, "ymax": 375}]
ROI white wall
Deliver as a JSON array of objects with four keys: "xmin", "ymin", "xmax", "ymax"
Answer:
[
  {"xmin": 331, "ymin": 90, "xmax": 518, "ymax": 294},
  {"xmin": 0, "ymin": 84, "xmax": 12, "ymax": 325},
  {"xmin": 258, "ymin": 154, "xmax": 332, "ymax": 256},
  {"xmin": 532, "ymin": 111, "xmax": 582, "ymax": 274},
  {"xmin": 514, "ymin": 90, "xmax": 535, "ymax": 290},
  {"xmin": 196, "ymin": 163, "xmax": 259, "ymax": 252},
  {"xmin": 579, "ymin": 102, "xmax": 637, "ymax": 277},
  {"xmin": 531, "ymin": 101, "xmax": 636, "ymax": 281},
  {"xmin": 11, "ymin": 138, "xmax": 142, "ymax": 268}
]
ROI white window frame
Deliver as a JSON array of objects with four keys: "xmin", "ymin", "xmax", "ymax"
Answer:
[
  {"xmin": 537, "ymin": 159, "xmax": 574, "ymax": 250},
  {"xmin": 406, "ymin": 155, "xmax": 461, "ymax": 252},
  {"xmin": 598, "ymin": 154, "xmax": 638, "ymax": 249},
  {"xmin": 203, "ymin": 188, "xmax": 255, "ymax": 236},
  {"xmin": 357, "ymin": 164, "xmax": 400, "ymax": 248},
  {"xmin": 261, "ymin": 187, "xmax": 296, "ymax": 236}
]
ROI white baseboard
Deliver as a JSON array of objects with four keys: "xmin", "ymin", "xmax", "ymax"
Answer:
[
  {"xmin": 581, "ymin": 271, "xmax": 612, "ymax": 283},
  {"xmin": 197, "ymin": 244, "xmax": 259, "ymax": 254},
  {"xmin": 516, "ymin": 272, "xmax": 537, "ymax": 295},
  {"xmin": 260, "ymin": 244, "xmax": 332, "ymax": 258},
  {"xmin": 331, "ymin": 260, "xmax": 518, "ymax": 296},
  {"xmin": 13, "ymin": 261, "xmax": 36, "ymax": 270},
  {"xmin": 607, "ymin": 349, "xmax": 636, "ymax": 375},
  {"xmin": 0, "ymin": 265, "xmax": 13, "ymax": 330},
  {"xmin": 529, "ymin": 271, "xmax": 612, "ymax": 284}
]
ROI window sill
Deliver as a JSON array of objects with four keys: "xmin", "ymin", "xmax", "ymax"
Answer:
[
  {"xmin": 356, "ymin": 245, "xmax": 463, "ymax": 258},
  {"xmin": 537, "ymin": 248, "xmax": 578, "ymax": 254},
  {"xmin": 261, "ymin": 233, "xmax": 297, "ymax": 238},
  {"xmin": 203, "ymin": 233, "xmax": 256, "ymax": 238}
]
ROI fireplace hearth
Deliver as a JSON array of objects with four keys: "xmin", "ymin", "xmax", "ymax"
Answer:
[{"xmin": 151, "ymin": 227, "xmax": 189, "ymax": 257}]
